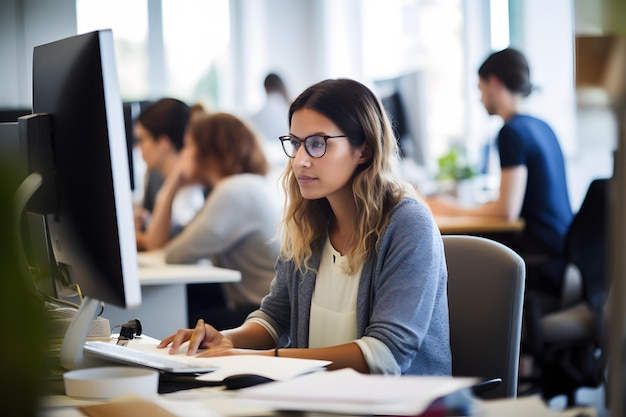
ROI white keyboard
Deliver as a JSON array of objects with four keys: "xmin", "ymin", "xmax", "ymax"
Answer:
[{"xmin": 84, "ymin": 340, "xmax": 218, "ymax": 374}]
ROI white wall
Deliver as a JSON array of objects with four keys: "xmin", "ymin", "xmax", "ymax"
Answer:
[
  {"xmin": 0, "ymin": 0, "xmax": 76, "ymax": 109},
  {"xmin": 229, "ymin": 0, "xmax": 366, "ymax": 115},
  {"xmin": 0, "ymin": 1, "xmax": 22, "ymax": 107},
  {"xmin": 511, "ymin": 0, "xmax": 577, "ymax": 156},
  {"xmin": 229, "ymin": 0, "xmax": 327, "ymax": 115}
]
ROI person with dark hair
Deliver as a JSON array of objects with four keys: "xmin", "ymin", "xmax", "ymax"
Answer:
[
  {"xmin": 264, "ymin": 73, "xmax": 290, "ymax": 103},
  {"xmin": 134, "ymin": 98, "xmax": 206, "ymax": 250},
  {"xmin": 152, "ymin": 112, "xmax": 281, "ymax": 329},
  {"xmin": 249, "ymin": 73, "xmax": 291, "ymax": 156},
  {"xmin": 158, "ymin": 78, "xmax": 451, "ymax": 376},
  {"xmin": 427, "ymin": 47, "xmax": 573, "ymax": 296}
]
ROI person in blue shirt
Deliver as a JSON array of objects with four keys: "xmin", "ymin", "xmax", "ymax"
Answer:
[
  {"xmin": 158, "ymin": 78, "xmax": 451, "ymax": 376},
  {"xmin": 427, "ymin": 48, "xmax": 573, "ymax": 296}
]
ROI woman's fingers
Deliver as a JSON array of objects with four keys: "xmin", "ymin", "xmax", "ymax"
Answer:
[{"xmin": 186, "ymin": 319, "xmax": 207, "ymax": 355}]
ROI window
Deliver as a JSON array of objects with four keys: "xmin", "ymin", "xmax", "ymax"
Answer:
[
  {"xmin": 361, "ymin": 0, "xmax": 466, "ymax": 170},
  {"xmin": 76, "ymin": 0, "xmax": 229, "ymax": 106},
  {"xmin": 161, "ymin": 0, "xmax": 230, "ymax": 108},
  {"xmin": 76, "ymin": 0, "xmax": 149, "ymax": 100}
]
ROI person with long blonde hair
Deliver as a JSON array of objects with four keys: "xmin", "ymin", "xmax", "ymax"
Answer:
[{"xmin": 159, "ymin": 78, "xmax": 451, "ymax": 375}]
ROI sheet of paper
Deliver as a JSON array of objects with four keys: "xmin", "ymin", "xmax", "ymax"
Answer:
[
  {"xmin": 195, "ymin": 355, "xmax": 331, "ymax": 382},
  {"xmin": 234, "ymin": 368, "xmax": 478, "ymax": 416}
]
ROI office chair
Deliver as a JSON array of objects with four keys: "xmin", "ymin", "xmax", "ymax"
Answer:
[
  {"xmin": 522, "ymin": 178, "xmax": 610, "ymax": 406},
  {"xmin": 444, "ymin": 235, "xmax": 526, "ymax": 399}
]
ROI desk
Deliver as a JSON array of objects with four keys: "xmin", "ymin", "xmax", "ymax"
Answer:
[
  {"xmin": 102, "ymin": 262, "xmax": 241, "ymax": 340},
  {"xmin": 39, "ymin": 377, "xmax": 598, "ymax": 417},
  {"xmin": 435, "ymin": 215, "xmax": 525, "ymax": 235}
]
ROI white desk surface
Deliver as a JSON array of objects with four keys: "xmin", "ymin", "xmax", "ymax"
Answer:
[
  {"xmin": 136, "ymin": 250, "xmax": 241, "ymax": 285},
  {"xmin": 138, "ymin": 264, "xmax": 241, "ymax": 286},
  {"xmin": 40, "ymin": 379, "xmax": 598, "ymax": 417}
]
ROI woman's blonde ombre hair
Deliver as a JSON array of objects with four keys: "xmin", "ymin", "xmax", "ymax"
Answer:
[{"xmin": 279, "ymin": 79, "xmax": 417, "ymax": 274}]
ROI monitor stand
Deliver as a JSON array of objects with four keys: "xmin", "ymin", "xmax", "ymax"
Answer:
[{"xmin": 60, "ymin": 296, "xmax": 105, "ymax": 369}]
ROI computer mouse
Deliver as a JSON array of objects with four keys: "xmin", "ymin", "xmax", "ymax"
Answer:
[{"xmin": 222, "ymin": 373, "xmax": 275, "ymax": 390}]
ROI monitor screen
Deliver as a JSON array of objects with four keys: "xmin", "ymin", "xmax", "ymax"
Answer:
[
  {"xmin": 375, "ymin": 72, "xmax": 431, "ymax": 171},
  {"xmin": 24, "ymin": 29, "xmax": 140, "ymax": 369},
  {"xmin": 122, "ymin": 101, "xmax": 153, "ymax": 192}
]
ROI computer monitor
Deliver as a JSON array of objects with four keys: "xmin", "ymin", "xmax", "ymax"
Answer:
[
  {"xmin": 374, "ymin": 71, "xmax": 431, "ymax": 171},
  {"xmin": 122, "ymin": 100, "xmax": 152, "ymax": 191},
  {"xmin": 0, "ymin": 122, "xmax": 26, "ymax": 188},
  {"xmin": 17, "ymin": 29, "xmax": 141, "ymax": 370}
]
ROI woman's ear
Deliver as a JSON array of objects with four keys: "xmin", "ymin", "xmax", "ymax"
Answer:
[{"xmin": 359, "ymin": 145, "xmax": 373, "ymax": 164}]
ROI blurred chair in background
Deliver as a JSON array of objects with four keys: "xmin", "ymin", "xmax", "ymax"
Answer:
[{"xmin": 521, "ymin": 178, "xmax": 610, "ymax": 406}]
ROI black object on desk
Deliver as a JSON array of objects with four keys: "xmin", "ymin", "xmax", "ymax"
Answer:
[
  {"xmin": 158, "ymin": 373, "xmax": 221, "ymax": 394},
  {"xmin": 222, "ymin": 373, "xmax": 275, "ymax": 390}
]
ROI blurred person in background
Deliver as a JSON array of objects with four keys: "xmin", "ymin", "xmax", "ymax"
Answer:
[
  {"xmin": 134, "ymin": 98, "xmax": 206, "ymax": 251},
  {"xmin": 427, "ymin": 48, "xmax": 573, "ymax": 298},
  {"xmin": 153, "ymin": 112, "xmax": 281, "ymax": 329},
  {"xmin": 250, "ymin": 73, "xmax": 291, "ymax": 170}
]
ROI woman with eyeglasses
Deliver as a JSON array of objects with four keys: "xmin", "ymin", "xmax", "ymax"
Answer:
[{"xmin": 159, "ymin": 78, "xmax": 451, "ymax": 376}]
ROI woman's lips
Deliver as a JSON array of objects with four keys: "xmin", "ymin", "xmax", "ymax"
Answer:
[{"xmin": 297, "ymin": 175, "xmax": 316, "ymax": 185}]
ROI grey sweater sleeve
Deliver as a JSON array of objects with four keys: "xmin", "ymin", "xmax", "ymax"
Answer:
[
  {"xmin": 164, "ymin": 174, "xmax": 277, "ymax": 264},
  {"xmin": 361, "ymin": 198, "xmax": 451, "ymax": 375}
]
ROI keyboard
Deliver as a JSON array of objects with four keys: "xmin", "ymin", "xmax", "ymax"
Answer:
[{"xmin": 83, "ymin": 340, "xmax": 218, "ymax": 374}]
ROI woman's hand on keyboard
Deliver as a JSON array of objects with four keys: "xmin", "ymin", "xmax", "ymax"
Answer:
[{"xmin": 158, "ymin": 318, "xmax": 234, "ymax": 356}]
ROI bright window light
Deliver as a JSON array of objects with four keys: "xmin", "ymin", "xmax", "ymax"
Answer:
[
  {"xmin": 76, "ymin": 0, "xmax": 149, "ymax": 100},
  {"xmin": 490, "ymin": 0, "xmax": 510, "ymax": 50},
  {"xmin": 162, "ymin": 0, "xmax": 229, "ymax": 107}
]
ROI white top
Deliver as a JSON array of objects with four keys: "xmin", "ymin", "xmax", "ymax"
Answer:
[
  {"xmin": 309, "ymin": 237, "xmax": 361, "ymax": 348},
  {"xmin": 171, "ymin": 185, "xmax": 205, "ymax": 233},
  {"xmin": 249, "ymin": 234, "xmax": 401, "ymax": 374},
  {"xmin": 144, "ymin": 186, "xmax": 204, "ymax": 236}
]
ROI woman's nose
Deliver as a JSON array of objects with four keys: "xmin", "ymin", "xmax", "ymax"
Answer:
[{"xmin": 293, "ymin": 145, "xmax": 311, "ymax": 166}]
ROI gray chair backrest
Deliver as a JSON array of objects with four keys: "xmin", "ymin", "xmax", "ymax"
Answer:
[{"xmin": 444, "ymin": 235, "xmax": 526, "ymax": 399}]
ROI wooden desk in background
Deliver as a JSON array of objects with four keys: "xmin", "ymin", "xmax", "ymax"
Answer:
[{"xmin": 435, "ymin": 215, "xmax": 525, "ymax": 235}]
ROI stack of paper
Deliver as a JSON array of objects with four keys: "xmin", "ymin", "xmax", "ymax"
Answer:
[
  {"xmin": 194, "ymin": 355, "xmax": 331, "ymax": 382},
  {"xmin": 232, "ymin": 368, "xmax": 478, "ymax": 415}
]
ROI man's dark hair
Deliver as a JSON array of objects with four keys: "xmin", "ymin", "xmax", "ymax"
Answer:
[
  {"xmin": 137, "ymin": 98, "xmax": 190, "ymax": 151},
  {"xmin": 478, "ymin": 48, "xmax": 532, "ymax": 97}
]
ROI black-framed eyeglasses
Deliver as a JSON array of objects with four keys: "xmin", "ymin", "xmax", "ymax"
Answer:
[{"xmin": 279, "ymin": 134, "xmax": 347, "ymax": 158}]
